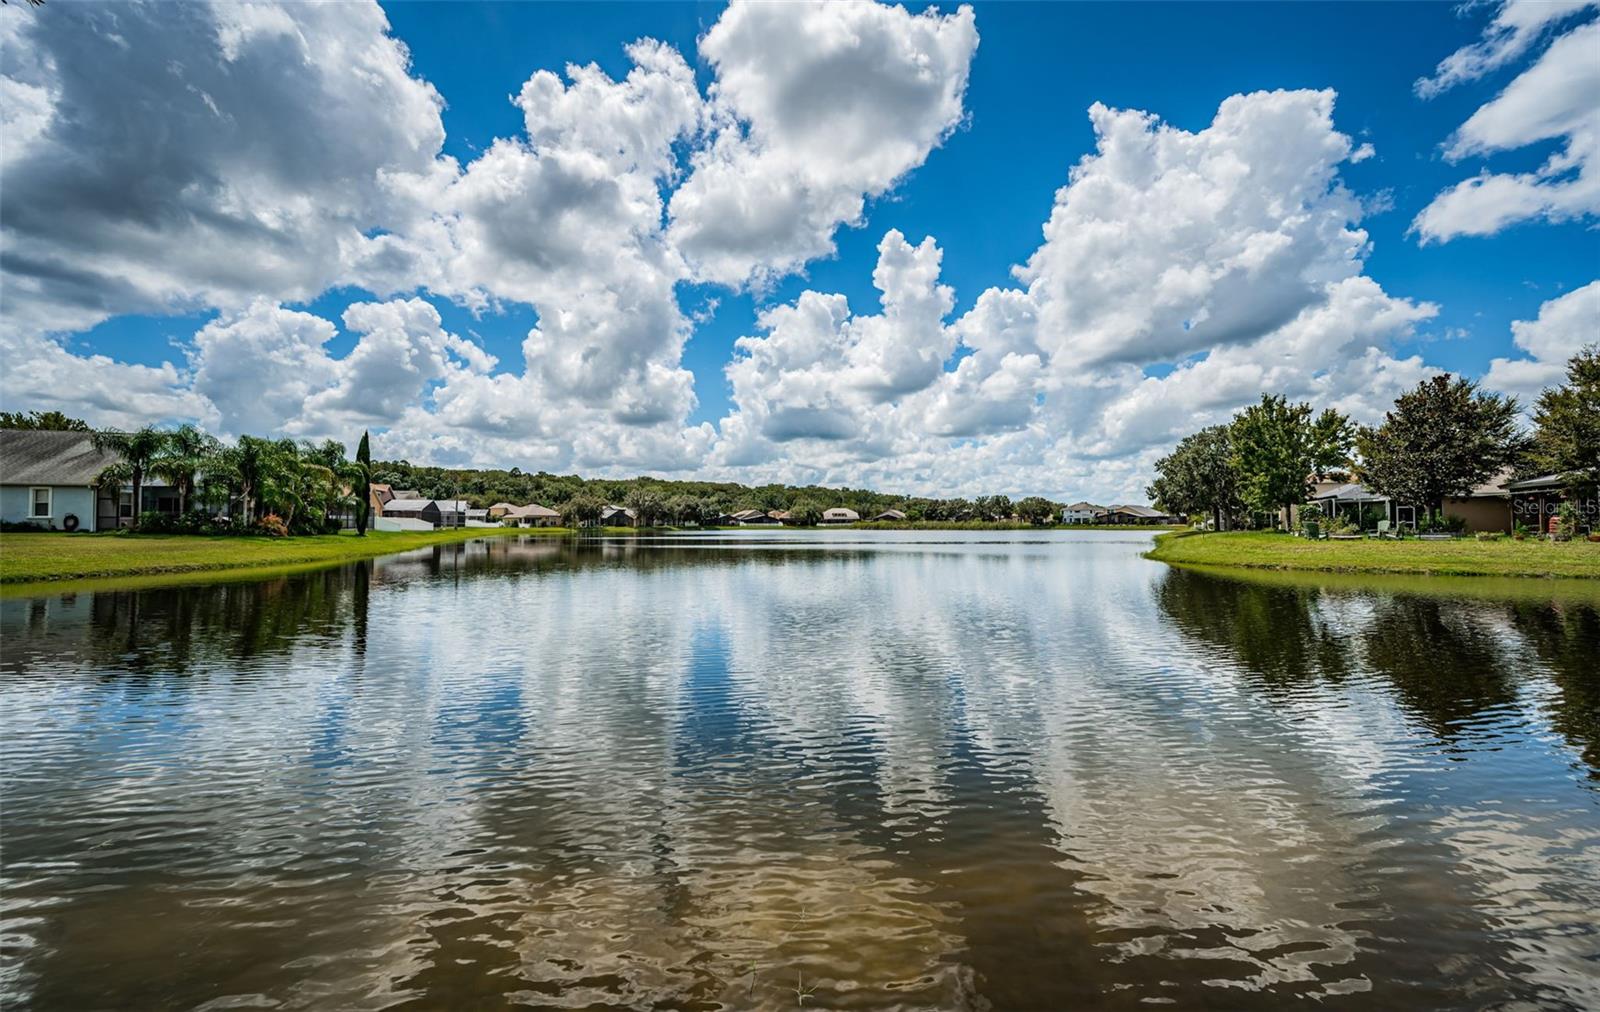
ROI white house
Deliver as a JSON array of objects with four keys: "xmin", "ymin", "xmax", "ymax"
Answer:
[
  {"xmin": 820, "ymin": 507, "xmax": 860, "ymax": 525},
  {"xmin": 1062, "ymin": 501, "xmax": 1104, "ymax": 524},
  {"xmin": 0, "ymin": 430, "xmax": 121, "ymax": 531}
]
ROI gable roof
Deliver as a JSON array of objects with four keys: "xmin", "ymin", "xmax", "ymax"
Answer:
[
  {"xmin": 383, "ymin": 498, "xmax": 436, "ymax": 511},
  {"xmin": 0, "ymin": 430, "xmax": 120, "ymax": 486},
  {"xmin": 1106, "ymin": 504, "xmax": 1170, "ymax": 518},
  {"xmin": 1064, "ymin": 501, "xmax": 1103, "ymax": 512},
  {"xmin": 505, "ymin": 503, "xmax": 561, "ymax": 518}
]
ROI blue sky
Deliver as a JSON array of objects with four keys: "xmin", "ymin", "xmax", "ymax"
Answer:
[{"xmin": 2, "ymin": 1, "xmax": 1596, "ymax": 498}]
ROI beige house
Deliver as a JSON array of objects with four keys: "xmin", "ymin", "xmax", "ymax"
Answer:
[
  {"xmin": 820, "ymin": 507, "xmax": 860, "ymax": 525},
  {"xmin": 503, "ymin": 503, "xmax": 562, "ymax": 527}
]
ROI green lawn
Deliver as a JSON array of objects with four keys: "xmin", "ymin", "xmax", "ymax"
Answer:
[
  {"xmin": 0, "ymin": 527, "xmax": 549, "ymax": 585},
  {"xmin": 1146, "ymin": 530, "xmax": 1600, "ymax": 579}
]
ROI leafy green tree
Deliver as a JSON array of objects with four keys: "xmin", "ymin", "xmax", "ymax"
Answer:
[
  {"xmin": 1147, "ymin": 424, "xmax": 1242, "ymax": 530},
  {"xmin": 92, "ymin": 426, "xmax": 169, "ymax": 529},
  {"xmin": 0, "ymin": 410, "xmax": 90, "ymax": 431},
  {"xmin": 787, "ymin": 497, "xmax": 824, "ymax": 526},
  {"xmin": 1355, "ymin": 374, "xmax": 1522, "ymax": 522},
  {"xmin": 1230, "ymin": 395, "xmax": 1353, "ymax": 528},
  {"xmin": 1016, "ymin": 496, "xmax": 1056, "ymax": 524},
  {"xmin": 561, "ymin": 492, "xmax": 604, "ymax": 528},
  {"xmin": 354, "ymin": 431, "xmax": 372, "ymax": 536},
  {"xmin": 623, "ymin": 487, "xmax": 666, "ymax": 527},
  {"xmin": 1527, "ymin": 346, "xmax": 1599, "ymax": 489}
]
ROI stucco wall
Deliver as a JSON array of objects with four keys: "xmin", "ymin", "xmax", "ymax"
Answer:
[
  {"xmin": 1444, "ymin": 497, "xmax": 1513, "ymax": 534},
  {"xmin": 1, "ymin": 484, "xmax": 99, "ymax": 530}
]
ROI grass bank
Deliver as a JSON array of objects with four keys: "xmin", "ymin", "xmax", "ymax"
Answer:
[
  {"xmin": 852, "ymin": 521, "xmax": 1182, "ymax": 531},
  {"xmin": 0, "ymin": 527, "xmax": 548, "ymax": 585},
  {"xmin": 1146, "ymin": 530, "xmax": 1600, "ymax": 580}
]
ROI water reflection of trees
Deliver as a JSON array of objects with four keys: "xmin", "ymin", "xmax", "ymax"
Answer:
[{"xmin": 1157, "ymin": 567, "xmax": 1600, "ymax": 776}]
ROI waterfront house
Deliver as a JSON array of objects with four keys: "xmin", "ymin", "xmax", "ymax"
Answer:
[
  {"xmin": 871, "ymin": 509, "xmax": 907, "ymax": 522},
  {"xmin": 0, "ymin": 430, "xmax": 120, "ymax": 531},
  {"xmin": 504, "ymin": 503, "xmax": 562, "ymax": 527},
  {"xmin": 1062, "ymin": 501, "xmax": 1103, "ymax": 524},
  {"xmin": 601, "ymin": 505, "xmax": 637, "ymax": 527},
  {"xmin": 381, "ymin": 498, "xmax": 444, "ymax": 527},
  {"xmin": 1103, "ymin": 504, "xmax": 1175, "ymax": 525},
  {"xmin": 730, "ymin": 508, "xmax": 778, "ymax": 525},
  {"xmin": 465, "ymin": 508, "xmax": 492, "ymax": 526},
  {"xmin": 487, "ymin": 501, "xmax": 518, "ymax": 519},
  {"xmin": 820, "ymin": 507, "xmax": 860, "ymax": 525}
]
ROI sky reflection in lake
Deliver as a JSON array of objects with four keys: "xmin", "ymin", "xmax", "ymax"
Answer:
[{"xmin": 2, "ymin": 531, "xmax": 1597, "ymax": 1010}]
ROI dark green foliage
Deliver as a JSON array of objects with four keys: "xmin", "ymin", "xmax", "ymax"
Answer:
[
  {"xmin": 1015, "ymin": 496, "xmax": 1056, "ymax": 524},
  {"xmin": 355, "ymin": 431, "xmax": 372, "ymax": 537},
  {"xmin": 1230, "ymin": 395, "xmax": 1353, "ymax": 527},
  {"xmin": 0, "ymin": 410, "xmax": 90, "ymax": 431},
  {"xmin": 1147, "ymin": 424, "xmax": 1242, "ymax": 530},
  {"xmin": 1355, "ymin": 374, "xmax": 1522, "ymax": 521},
  {"xmin": 1528, "ymin": 346, "xmax": 1599, "ymax": 488}
]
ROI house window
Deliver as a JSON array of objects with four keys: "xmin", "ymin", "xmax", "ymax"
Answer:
[
  {"xmin": 29, "ymin": 487, "xmax": 52, "ymax": 518},
  {"xmin": 119, "ymin": 492, "xmax": 134, "ymax": 518}
]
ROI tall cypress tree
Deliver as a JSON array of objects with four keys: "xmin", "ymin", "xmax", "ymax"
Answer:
[{"xmin": 355, "ymin": 430, "xmax": 372, "ymax": 537}]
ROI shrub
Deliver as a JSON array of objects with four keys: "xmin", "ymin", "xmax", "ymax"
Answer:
[
  {"xmin": 1475, "ymin": 531, "xmax": 1503, "ymax": 542},
  {"xmin": 254, "ymin": 513, "xmax": 289, "ymax": 538}
]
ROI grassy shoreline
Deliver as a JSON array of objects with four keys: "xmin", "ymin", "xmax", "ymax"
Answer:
[
  {"xmin": 0, "ymin": 527, "xmax": 545, "ymax": 586},
  {"xmin": 1145, "ymin": 530, "xmax": 1600, "ymax": 579}
]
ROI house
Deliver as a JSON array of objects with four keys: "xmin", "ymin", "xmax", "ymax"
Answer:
[
  {"xmin": 390, "ymin": 489, "xmax": 421, "ymax": 501},
  {"xmin": 433, "ymin": 500, "xmax": 470, "ymax": 527},
  {"xmin": 871, "ymin": 509, "xmax": 906, "ymax": 522},
  {"xmin": 769, "ymin": 510, "xmax": 793, "ymax": 524},
  {"xmin": 380, "ymin": 498, "xmax": 445, "ymax": 527},
  {"xmin": 600, "ymin": 505, "xmax": 637, "ymax": 527},
  {"xmin": 1505, "ymin": 473, "xmax": 1596, "ymax": 534},
  {"xmin": 369, "ymin": 483, "xmax": 395, "ymax": 516},
  {"xmin": 0, "ymin": 429, "xmax": 120, "ymax": 531},
  {"xmin": 465, "ymin": 508, "xmax": 493, "ymax": 527},
  {"xmin": 820, "ymin": 507, "xmax": 860, "ymax": 525},
  {"xmin": 1443, "ymin": 470, "xmax": 1516, "ymax": 534},
  {"xmin": 1311, "ymin": 472, "xmax": 1519, "ymax": 534},
  {"xmin": 1062, "ymin": 501, "xmax": 1104, "ymax": 524},
  {"xmin": 730, "ymin": 508, "xmax": 778, "ymax": 525},
  {"xmin": 487, "ymin": 501, "xmax": 518, "ymax": 519},
  {"xmin": 711, "ymin": 512, "xmax": 741, "ymax": 526},
  {"xmin": 1102, "ymin": 504, "xmax": 1175, "ymax": 525},
  {"xmin": 504, "ymin": 503, "xmax": 562, "ymax": 527}
]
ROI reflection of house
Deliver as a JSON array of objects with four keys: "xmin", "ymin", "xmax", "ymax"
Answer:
[
  {"xmin": 820, "ymin": 507, "xmax": 860, "ymax": 524},
  {"xmin": 871, "ymin": 509, "xmax": 906, "ymax": 522},
  {"xmin": 0, "ymin": 430, "xmax": 119, "ymax": 531},
  {"xmin": 1062, "ymin": 501, "xmax": 1103, "ymax": 524}
]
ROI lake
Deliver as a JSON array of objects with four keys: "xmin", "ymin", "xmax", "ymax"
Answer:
[{"xmin": 2, "ymin": 530, "xmax": 1597, "ymax": 1010}]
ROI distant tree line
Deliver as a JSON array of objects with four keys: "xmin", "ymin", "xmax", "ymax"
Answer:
[
  {"xmin": 2, "ymin": 412, "xmax": 1073, "ymax": 531},
  {"xmin": 1148, "ymin": 346, "xmax": 1598, "ymax": 530}
]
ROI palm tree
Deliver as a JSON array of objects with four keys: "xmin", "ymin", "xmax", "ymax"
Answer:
[
  {"xmin": 91, "ymin": 426, "xmax": 169, "ymax": 529},
  {"xmin": 151, "ymin": 424, "xmax": 218, "ymax": 515}
]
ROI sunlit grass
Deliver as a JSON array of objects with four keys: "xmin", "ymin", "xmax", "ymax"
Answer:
[
  {"xmin": 1146, "ymin": 530, "xmax": 1600, "ymax": 579},
  {"xmin": 0, "ymin": 527, "xmax": 547, "ymax": 584}
]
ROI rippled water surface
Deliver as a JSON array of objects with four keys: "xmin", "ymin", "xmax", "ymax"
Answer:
[{"xmin": 3, "ymin": 530, "xmax": 1598, "ymax": 1010}]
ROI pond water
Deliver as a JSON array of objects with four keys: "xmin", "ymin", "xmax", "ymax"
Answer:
[{"xmin": 2, "ymin": 530, "xmax": 1597, "ymax": 1010}]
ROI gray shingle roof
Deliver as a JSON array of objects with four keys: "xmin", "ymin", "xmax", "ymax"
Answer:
[{"xmin": 0, "ymin": 430, "xmax": 120, "ymax": 486}]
